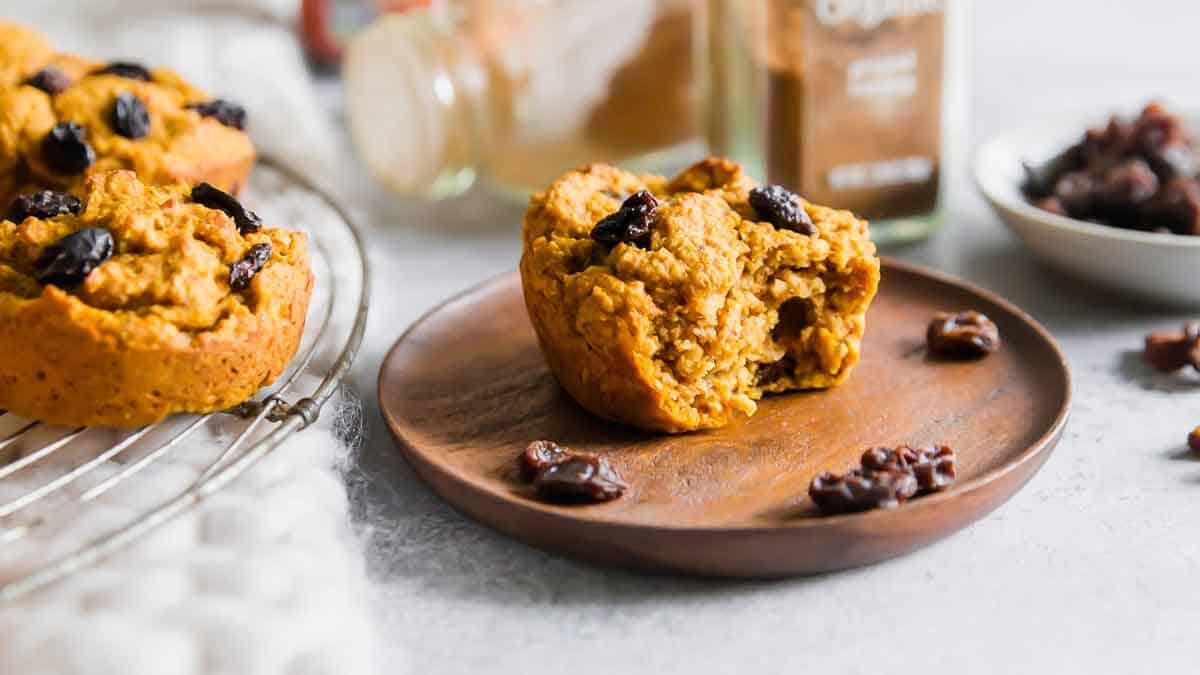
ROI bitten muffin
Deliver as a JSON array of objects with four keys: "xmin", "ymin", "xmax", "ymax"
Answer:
[
  {"xmin": 0, "ymin": 170, "xmax": 312, "ymax": 427},
  {"xmin": 0, "ymin": 21, "xmax": 254, "ymax": 206},
  {"xmin": 520, "ymin": 158, "xmax": 880, "ymax": 433}
]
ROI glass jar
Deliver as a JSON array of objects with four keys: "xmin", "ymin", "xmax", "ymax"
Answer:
[
  {"xmin": 343, "ymin": 0, "xmax": 702, "ymax": 199},
  {"xmin": 701, "ymin": 0, "xmax": 966, "ymax": 245}
]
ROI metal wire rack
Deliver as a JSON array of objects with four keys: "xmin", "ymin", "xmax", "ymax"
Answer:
[{"xmin": 0, "ymin": 159, "xmax": 369, "ymax": 601}]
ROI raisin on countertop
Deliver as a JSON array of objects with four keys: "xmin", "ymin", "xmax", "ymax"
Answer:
[
  {"xmin": 186, "ymin": 99, "xmax": 247, "ymax": 130},
  {"xmin": 1143, "ymin": 322, "xmax": 1200, "ymax": 372},
  {"xmin": 25, "ymin": 66, "xmax": 71, "ymax": 94},
  {"xmin": 35, "ymin": 227, "xmax": 114, "ymax": 287},
  {"xmin": 192, "ymin": 182, "xmax": 262, "ymax": 234},
  {"xmin": 110, "ymin": 92, "xmax": 150, "ymax": 139},
  {"xmin": 1188, "ymin": 426, "xmax": 1200, "ymax": 455},
  {"xmin": 8, "ymin": 190, "xmax": 82, "ymax": 222},
  {"xmin": 229, "ymin": 242, "xmax": 272, "ymax": 291},
  {"xmin": 926, "ymin": 310, "xmax": 1001, "ymax": 359},
  {"xmin": 533, "ymin": 455, "xmax": 627, "ymax": 503},
  {"xmin": 41, "ymin": 122, "xmax": 95, "ymax": 174},
  {"xmin": 591, "ymin": 190, "xmax": 658, "ymax": 248},
  {"xmin": 749, "ymin": 184, "xmax": 817, "ymax": 235}
]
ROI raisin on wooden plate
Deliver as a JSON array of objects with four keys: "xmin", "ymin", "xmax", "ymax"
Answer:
[
  {"xmin": 533, "ymin": 455, "xmax": 627, "ymax": 503},
  {"xmin": 36, "ymin": 227, "xmax": 114, "ymax": 287},
  {"xmin": 926, "ymin": 310, "xmax": 1001, "ymax": 359},
  {"xmin": 519, "ymin": 440, "xmax": 570, "ymax": 482},
  {"xmin": 808, "ymin": 469, "xmax": 917, "ymax": 514},
  {"xmin": 861, "ymin": 444, "xmax": 957, "ymax": 494}
]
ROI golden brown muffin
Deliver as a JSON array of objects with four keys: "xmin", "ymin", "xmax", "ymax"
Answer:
[
  {"xmin": 520, "ymin": 158, "xmax": 880, "ymax": 433},
  {"xmin": 0, "ymin": 21, "xmax": 54, "ymax": 87},
  {"xmin": 0, "ymin": 170, "xmax": 312, "ymax": 428},
  {"xmin": 0, "ymin": 22, "xmax": 254, "ymax": 206}
]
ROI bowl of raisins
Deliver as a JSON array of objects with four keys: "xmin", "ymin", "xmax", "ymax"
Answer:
[{"xmin": 976, "ymin": 102, "xmax": 1200, "ymax": 306}]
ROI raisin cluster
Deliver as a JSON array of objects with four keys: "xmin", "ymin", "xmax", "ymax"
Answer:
[
  {"xmin": 808, "ymin": 444, "xmax": 957, "ymax": 515},
  {"xmin": 926, "ymin": 310, "xmax": 1001, "ymax": 359},
  {"xmin": 517, "ymin": 440, "xmax": 626, "ymax": 503},
  {"xmin": 1024, "ymin": 102, "xmax": 1200, "ymax": 234}
]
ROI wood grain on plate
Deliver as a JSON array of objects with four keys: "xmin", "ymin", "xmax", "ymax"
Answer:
[{"xmin": 379, "ymin": 259, "xmax": 1071, "ymax": 577}]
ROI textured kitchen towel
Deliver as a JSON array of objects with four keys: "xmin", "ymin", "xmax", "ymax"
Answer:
[{"xmin": 0, "ymin": 3, "xmax": 381, "ymax": 674}]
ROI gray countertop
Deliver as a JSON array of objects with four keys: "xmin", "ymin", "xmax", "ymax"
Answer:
[{"xmin": 343, "ymin": 2, "xmax": 1200, "ymax": 672}]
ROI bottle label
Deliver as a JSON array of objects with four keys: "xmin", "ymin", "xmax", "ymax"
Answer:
[{"xmin": 766, "ymin": 0, "xmax": 944, "ymax": 220}]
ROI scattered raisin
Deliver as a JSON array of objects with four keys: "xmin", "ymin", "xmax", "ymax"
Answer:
[
  {"xmin": 35, "ymin": 227, "xmax": 114, "ymax": 287},
  {"xmin": 533, "ymin": 455, "xmax": 626, "ymax": 503},
  {"xmin": 926, "ymin": 311, "xmax": 1001, "ymax": 359},
  {"xmin": 94, "ymin": 61, "xmax": 152, "ymax": 81},
  {"xmin": 192, "ymin": 182, "xmax": 261, "ymax": 234},
  {"xmin": 110, "ymin": 92, "xmax": 150, "ymax": 139},
  {"xmin": 1143, "ymin": 322, "xmax": 1200, "ymax": 372},
  {"xmin": 519, "ymin": 440, "xmax": 571, "ymax": 481},
  {"xmin": 809, "ymin": 469, "xmax": 917, "ymax": 514},
  {"xmin": 25, "ymin": 66, "xmax": 71, "ymax": 94},
  {"xmin": 8, "ymin": 190, "xmax": 83, "ymax": 222},
  {"xmin": 591, "ymin": 190, "xmax": 657, "ymax": 247},
  {"xmin": 41, "ymin": 122, "xmax": 95, "ymax": 174},
  {"xmin": 749, "ymin": 184, "xmax": 817, "ymax": 235},
  {"xmin": 186, "ymin": 99, "xmax": 247, "ymax": 130},
  {"xmin": 229, "ymin": 242, "xmax": 272, "ymax": 291},
  {"xmin": 860, "ymin": 444, "xmax": 957, "ymax": 495},
  {"xmin": 1189, "ymin": 426, "xmax": 1200, "ymax": 455}
]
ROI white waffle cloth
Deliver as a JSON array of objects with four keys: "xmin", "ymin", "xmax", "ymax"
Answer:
[{"xmin": 0, "ymin": 2, "xmax": 380, "ymax": 674}]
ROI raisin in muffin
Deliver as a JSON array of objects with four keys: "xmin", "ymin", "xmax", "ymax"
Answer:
[
  {"xmin": 0, "ymin": 170, "xmax": 312, "ymax": 427},
  {"xmin": 0, "ymin": 22, "xmax": 253, "ymax": 206},
  {"xmin": 520, "ymin": 158, "xmax": 880, "ymax": 433}
]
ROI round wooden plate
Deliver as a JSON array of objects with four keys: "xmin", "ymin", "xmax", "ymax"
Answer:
[{"xmin": 379, "ymin": 259, "xmax": 1071, "ymax": 577}]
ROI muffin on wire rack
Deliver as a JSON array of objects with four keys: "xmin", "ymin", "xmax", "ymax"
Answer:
[{"xmin": 0, "ymin": 170, "xmax": 312, "ymax": 428}]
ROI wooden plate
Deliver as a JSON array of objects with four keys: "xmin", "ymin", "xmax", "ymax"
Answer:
[{"xmin": 379, "ymin": 259, "xmax": 1071, "ymax": 577}]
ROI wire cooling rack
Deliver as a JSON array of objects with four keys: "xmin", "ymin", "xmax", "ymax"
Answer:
[{"xmin": 0, "ymin": 159, "xmax": 369, "ymax": 601}]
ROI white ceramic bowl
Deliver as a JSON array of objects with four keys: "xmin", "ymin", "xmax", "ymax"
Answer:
[{"xmin": 975, "ymin": 115, "xmax": 1200, "ymax": 306}]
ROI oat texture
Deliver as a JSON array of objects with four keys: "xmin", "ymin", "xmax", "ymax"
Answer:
[{"xmin": 520, "ymin": 158, "xmax": 880, "ymax": 432}]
